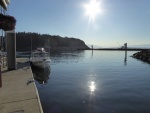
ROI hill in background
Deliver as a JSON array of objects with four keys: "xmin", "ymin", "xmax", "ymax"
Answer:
[{"xmin": 16, "ymin": 32, "xmax": 89, "ymax": 52}]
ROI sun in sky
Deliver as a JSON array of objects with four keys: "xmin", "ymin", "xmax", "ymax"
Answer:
[{"xmin": 84, "ymin": 0, "xmax": 102, "ymax": 21}]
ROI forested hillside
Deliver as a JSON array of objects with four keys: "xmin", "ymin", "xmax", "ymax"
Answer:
[{"xmin": 16, "ymin": 32, "xmax": 89, "ymax": 52}]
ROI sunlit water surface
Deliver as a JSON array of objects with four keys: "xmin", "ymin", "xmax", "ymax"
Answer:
[{"xmin": 36, "ymin": 50, "xmax": 150, "ymax": 113}]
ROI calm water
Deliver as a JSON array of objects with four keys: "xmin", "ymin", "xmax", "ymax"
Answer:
[{"xmin": 35, "ymin": 50, "xmax": 150, "ymax": 113}]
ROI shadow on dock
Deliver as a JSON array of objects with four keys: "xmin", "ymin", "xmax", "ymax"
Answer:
[
  {"xmin": 17, "ymin": 61, "xmax": 30, "ymax": 70},
  {"xmin": 1, "ymin": 58, "xmax": 30, "ymax": 73}
]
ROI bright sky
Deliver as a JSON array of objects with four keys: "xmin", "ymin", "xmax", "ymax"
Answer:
[{"xmin": 6, "ymin": 0, "xmax": 150, "ymax": 47}]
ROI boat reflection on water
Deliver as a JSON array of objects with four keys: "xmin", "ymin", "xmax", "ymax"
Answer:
[{"xmin": 31, "ymin": 65, "xmax": 51, "ymax": 84}]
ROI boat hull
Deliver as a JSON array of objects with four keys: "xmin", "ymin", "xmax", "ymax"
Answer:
[{"xmin": 30, "ymin": 60, "xmax": 50, "ymax": 68}]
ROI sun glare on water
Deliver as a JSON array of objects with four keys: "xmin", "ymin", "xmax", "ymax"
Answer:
[
  {"xmin": 89, "ymin": 81, "xmax": 96, "ymax": 92},
  {"xmin": 84, "ymin": 0, "xmax": 102, "ymax": 21}
]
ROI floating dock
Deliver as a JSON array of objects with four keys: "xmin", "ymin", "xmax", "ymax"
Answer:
[{"xmin": 0, "ymin": 58, "xmax": 43, "ymax": 113}]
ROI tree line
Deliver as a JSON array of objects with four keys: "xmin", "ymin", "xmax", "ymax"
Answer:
[{"xmin": 16, "ymin": 32, "xmax": 89, "ymax": 52}]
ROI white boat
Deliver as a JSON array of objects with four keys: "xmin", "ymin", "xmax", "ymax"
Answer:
[{"xmin": 30, "ymin": 48, "xmax": 51, "ymax": 68}]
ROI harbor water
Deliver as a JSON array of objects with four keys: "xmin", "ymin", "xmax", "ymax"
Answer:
[{"xmin": 34, "ymin": 50, "xmax": 150, "ymax": 113}]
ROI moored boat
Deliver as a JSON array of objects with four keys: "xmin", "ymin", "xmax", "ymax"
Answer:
[{"xmin": 30, "ymin": 48, "xmax": 51, "ymax": 68}]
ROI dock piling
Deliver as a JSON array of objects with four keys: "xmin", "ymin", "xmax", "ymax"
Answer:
[{"xmin": 6, "ymin": 30, "xmax": 16, "ymax": 70}]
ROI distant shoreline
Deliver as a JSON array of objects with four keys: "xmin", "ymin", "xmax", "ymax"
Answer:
[{"xmin": 78, "ymin": 48, "xmax": 150, "ymax": 51}]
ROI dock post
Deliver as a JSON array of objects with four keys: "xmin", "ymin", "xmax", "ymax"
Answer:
[
  {"xmin": 91, "ymin": 45, "xmax": 93, "ymax": 55},
  {"xmin": 0, "ymin": 41, "xmax": 2, "ymax": 87},
  {"xmin": 91, "ymin": 45, "xmax": 93, "ymax": 50},
  {"xmin": 124, "ymin": 43, "xmax": 127, "ymax": 65},
  {"xmin": 0, "ymin": 66, "xmax": 1, "ymax": 88},
  {"xmin": 6, "ymin": 30, "xmax": 16, "ymax": 70},
  {"xmin": 0, "ymin": 54, "xmax": 2, "ymax": 87}
]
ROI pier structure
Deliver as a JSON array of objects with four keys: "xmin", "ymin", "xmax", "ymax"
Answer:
[
  {"xmin": 124, "ymin": 43, "xmax": 127, "ymax": 50},
  {"xmin": 0, "ymin": 58, "xmax": 43, "ymax": 113},
  {"xmin": 91, "ymin": 45, "xmax": 93, "ymax": 50},
  {"xmin": 0, "ymin": 0, "xmax": 17, "ymax": 88},
  {"xmin": 6, "ymin": 30, "xmax": 16, "ymax": 70},
  {"xmin": 0, "ymin": 1, "xmax": 43, "ymax": 113},
  {"xmin": 124, "ymin": 43, "xmax": 127, "ymax": 55},
  {"xmin": 124, "ymin": 43, "xmax": 127, "ymax": 65}
]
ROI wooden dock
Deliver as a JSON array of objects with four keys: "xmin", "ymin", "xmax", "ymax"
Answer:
[{"xmin": 0, "ymin": 58, "xmax": 43, "ymax": 113}]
